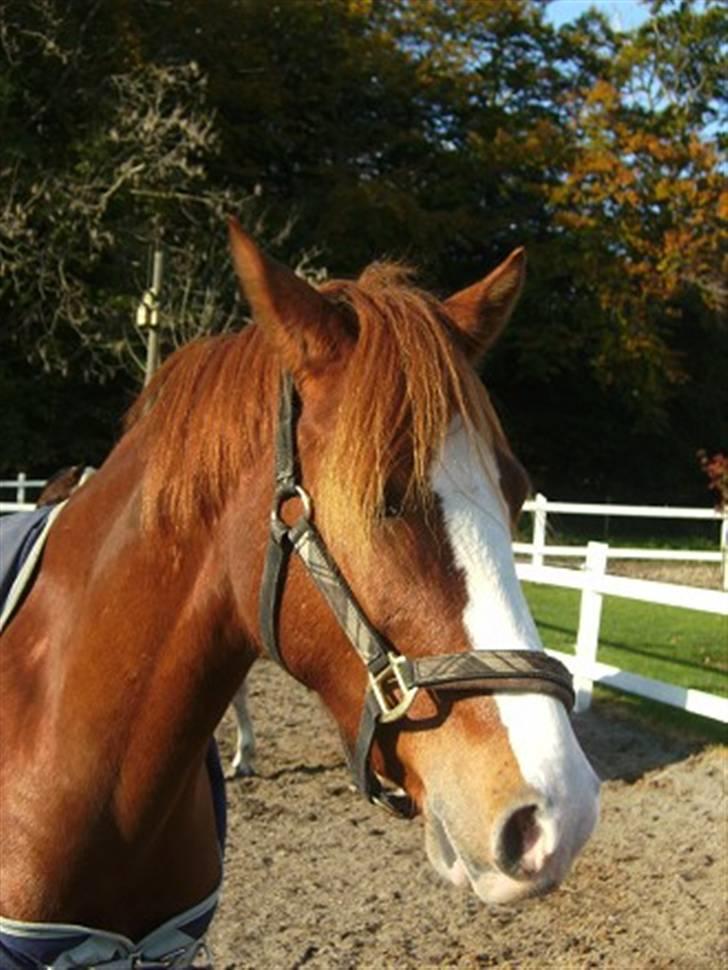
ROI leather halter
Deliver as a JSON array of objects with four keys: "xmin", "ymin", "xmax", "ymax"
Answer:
[{"xmin": 259, "ymin": 373, "xmax": 575, "ymax": 818}]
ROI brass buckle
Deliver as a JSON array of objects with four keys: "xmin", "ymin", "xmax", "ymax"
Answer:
[{"xmin": 369, "ymin": 653, "xmax": 418, "ymax": 723}]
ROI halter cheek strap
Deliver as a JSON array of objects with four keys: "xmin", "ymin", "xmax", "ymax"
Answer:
[{"xmin": 259, "ymin": 372, "xmax": 575, "ymax": 818}]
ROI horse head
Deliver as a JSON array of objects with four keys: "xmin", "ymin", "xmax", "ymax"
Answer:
[
  {"xmin": 226, "ymin": 220, "xmax": 600, "ymax": 905},
  {"xmin": 0, "ymin": 220, "xmax": 601, "ymax": 963}
]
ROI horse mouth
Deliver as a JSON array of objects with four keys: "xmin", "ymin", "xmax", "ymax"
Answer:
[
  {"xmin": 425, "ymin": 810, "xmax": 472, "ymax": 888},
  {"xmin": 425, "ymin": 807, "xmax": 557, "ymax": 905}
]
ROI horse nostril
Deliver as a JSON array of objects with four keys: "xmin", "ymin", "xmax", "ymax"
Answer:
[{"xmin": 496, "ymin": 803, "xmax": 541, "ymax": 877}]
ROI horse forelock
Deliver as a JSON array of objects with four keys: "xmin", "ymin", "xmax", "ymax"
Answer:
[
  {"xmin": 125, "ymin": 262, "xmax": 507, "ymax": 542},
  {"xmin": 317, "ymin": 264, "xmax": 506, "ymax": 546}
]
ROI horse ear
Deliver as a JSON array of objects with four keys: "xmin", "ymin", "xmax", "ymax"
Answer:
[
  {"xmin": 445, "ymin": 247, "xmax": 526, "ymax": 361},
  {"xmin": 228, "ymin": 217, "xmax": 347, "ymax": 375}
]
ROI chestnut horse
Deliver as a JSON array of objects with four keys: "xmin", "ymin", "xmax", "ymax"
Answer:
[{"xmin": 0, "ymin": 221, "xmax": 599, "ymax": 968}]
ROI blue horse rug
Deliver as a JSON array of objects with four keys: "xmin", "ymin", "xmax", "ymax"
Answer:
[
  {"xmin": 0, "ymin": 504, "xmax": 63, "ymax": 632},
  {"xmin": 0, "ymin": 501, "xmax": 227, "ymax": 968}
]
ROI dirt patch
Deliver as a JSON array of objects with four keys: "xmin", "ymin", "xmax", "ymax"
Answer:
[
  {"xmin": 517, "ymin": 557, "xmax": 724, "ymax": 591},
  {"xmin": 208, "ymin": 663, "xmax": 726, "ymax": 969},
  {"xmin": 607, "ymin": 560, "xmax": 723, "ymax": 591}
]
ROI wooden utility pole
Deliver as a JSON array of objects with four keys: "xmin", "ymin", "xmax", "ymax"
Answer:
[{"xmin": 135, "ymin": 244, "xmax": 164, "ymax": 386}]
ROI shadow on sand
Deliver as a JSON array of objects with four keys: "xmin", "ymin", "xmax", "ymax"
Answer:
[{"xmin": 571, "ymin": 698, "xmax": 719, "ymax": 782}]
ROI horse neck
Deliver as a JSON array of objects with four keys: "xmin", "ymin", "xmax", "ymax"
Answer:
[
  {"xmin": 7, "ymin": 441, "xmax": 249, "ymax": 847},
  {"xmin": 2, "ymin": 440, "xmax": 264, "ymax": 924}
]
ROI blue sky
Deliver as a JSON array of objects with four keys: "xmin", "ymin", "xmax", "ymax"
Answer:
[{"xmin": 546, "ymin": 0, "xmax": 651, "ymax": 31}]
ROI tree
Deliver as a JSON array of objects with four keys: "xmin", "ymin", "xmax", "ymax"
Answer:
[
  {"xmin": 0, "ymin": 1, "xmax": 261, "ymax": 383},
  {"xmin": 547, "ymin": 0, "xmax": 727, "ymax": 420},
  {"xmin": 514, "ymin": 0, "xmax": 728, "ymax": 500},
  {"xmin": 0, "ymin": 0, "xmax": 724, "ymax": 503}
]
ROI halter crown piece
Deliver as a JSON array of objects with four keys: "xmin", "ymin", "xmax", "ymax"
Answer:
[{"xmin": 259, "ymin": 373, "xmax": 575, "ymax": 818}]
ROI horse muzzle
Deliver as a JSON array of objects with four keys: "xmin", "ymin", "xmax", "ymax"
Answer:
[{"xmin": 424, "ymin": 787, "xmax": 599, "ymax": 905}]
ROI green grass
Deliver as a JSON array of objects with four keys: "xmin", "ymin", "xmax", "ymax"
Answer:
[
  {"xmin": 523, "ymin": 582, "xmax": 728, "ymax": 742},
  {"xmin": 523, "ymin": 583, "xmax": 728, "ymax": 697}
]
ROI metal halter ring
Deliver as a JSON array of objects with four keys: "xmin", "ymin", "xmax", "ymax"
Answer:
[{"xmin": 272, "ymin": 485, "xmax": 313, "ymax": 528}]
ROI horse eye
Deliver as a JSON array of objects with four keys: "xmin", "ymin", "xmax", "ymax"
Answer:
[
  {"xmin": 382, "ymin": 479, "xmax": 416, "ymax": 519},
  {"xmin": 382, "ymin": 489, "xmax": 411, "ymax": 519},
  {"xmin": 383, "ymin": 503, "xmax": 404, "ymax": 519}
]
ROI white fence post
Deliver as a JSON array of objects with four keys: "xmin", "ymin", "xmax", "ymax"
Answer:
[
  {"xmin": 17, "ymin": 471, "xmax": 26, "ymax": 505},
  {"xmin": 532, "ymin": 492, "xmax": 547, "ymax": 567},
  {"xmin": 721, "ymin": 513, "xmax": 727, "ymax": 592},
  {"xmin": 574, "ymin": 541, "xmax": 609, "ymax": 713}
]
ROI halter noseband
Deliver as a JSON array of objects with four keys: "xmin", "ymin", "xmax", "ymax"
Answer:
[{"xmin": 259, "ymin": 373, "xmax": 574, "ymax": 818}]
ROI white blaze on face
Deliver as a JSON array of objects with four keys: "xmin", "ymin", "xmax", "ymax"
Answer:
[
  {"xmin": 431, "ymin": 419, "xmax": 599, "ymax": 878},
  {"xmin": 432, "ymin": 420, "xmax": 541, "ymax": 654}
]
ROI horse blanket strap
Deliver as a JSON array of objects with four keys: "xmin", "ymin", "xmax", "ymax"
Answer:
[
  {"xmin": 0, "ymin": 888, "xmax": 217, "ymax": 969},
  {"xmin": 0, "ymin": 732, "xmax": 224, "ymax": 966},
  {"xmin": 260, "ymin": 372, "xmax": 575, "ymax": 818}
]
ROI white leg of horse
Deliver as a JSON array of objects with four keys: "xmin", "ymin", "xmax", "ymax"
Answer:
[{"xmin": 230, "ymin": 683, "xmax": 256, "ymax": 777}]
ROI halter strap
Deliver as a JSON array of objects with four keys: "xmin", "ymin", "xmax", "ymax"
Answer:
[
  {"xmin": 259, "ymin": 372, "xmax": 301, "ymax": 668},
  {"xmin": 259, "ymin": 373, "xmax": 575, "ymax": 817},
  {"xmin": 273, "ymin": 368, "xmax": 297, "ymax": 492}
]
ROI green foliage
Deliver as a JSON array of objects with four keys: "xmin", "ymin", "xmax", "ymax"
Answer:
[
  {"xmin": 0, "ymin": 0, "xmax": 725, "ymax": 500},
  {"xmin": 0, "ymin": 1, "xmax": 261, "ymax": 383}
]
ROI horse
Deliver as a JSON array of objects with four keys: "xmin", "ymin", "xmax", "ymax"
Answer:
[{"xmin": 0, "ymin": 219, "xmax": 600, "ymax": 968}]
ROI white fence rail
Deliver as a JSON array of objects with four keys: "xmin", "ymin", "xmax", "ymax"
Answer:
[
  {"xmin": 0, "ymin": 473, "xmax": 46, "ymax": 512},
  {"xmin": 521, "ymin": 492, "xmax": 728, "ymax": 589},
  {"xmin": 517, "ymin": 541, "xmax": 728, "ymax": 723}
]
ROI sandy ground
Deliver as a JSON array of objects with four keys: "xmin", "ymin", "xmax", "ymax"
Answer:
[
  {"xmin": 516, "ymin": 559, "xmax": 724, "ymax": 592},
  {"xmin": 207, "ymin": 661, "xmax": 727, "ymax": 970},
  {"xmin": 602, "ymin": 561, "xmax": 723, "ymax": 592}
]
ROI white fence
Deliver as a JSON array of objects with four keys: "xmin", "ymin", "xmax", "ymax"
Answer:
[
  {"xmin": 518, "ymin": 492, "xmax": 728, "ymax": 589},
  {"xmin": 515, "ymin": 496, "xmax": 727, "ymax": 723},
  {"xmin": 3, "ymin": 475, "xmax": 727, "ymax": 721},
  {"xmin": 0, "ymin": 473, "xmax": 45, "ymax": 512},
  {"xmin": 517, "ymin": 541, "xmax": 728, "ymax": 723}
]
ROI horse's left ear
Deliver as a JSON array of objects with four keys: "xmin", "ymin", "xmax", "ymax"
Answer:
[
  {"xmin": 445, "ymin": 247, "xmax": 526, "ymax": 361},
  {"xmin": 228, "ymin": 217, "xmax": 348, "ymax": 377}
]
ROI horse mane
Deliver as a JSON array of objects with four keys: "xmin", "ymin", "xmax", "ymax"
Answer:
[
  {"xmin": 125, "ymin": 262, "xmax": 506, "ymax": 542},
  {"xmin": 125, "ymin": 326, "xmax": 278, "ymax": 534}
]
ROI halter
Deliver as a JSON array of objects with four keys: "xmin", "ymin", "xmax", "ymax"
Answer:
[{"xmin": 259, "ymin": 373, "xmax": 574, "ymax": 818}]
